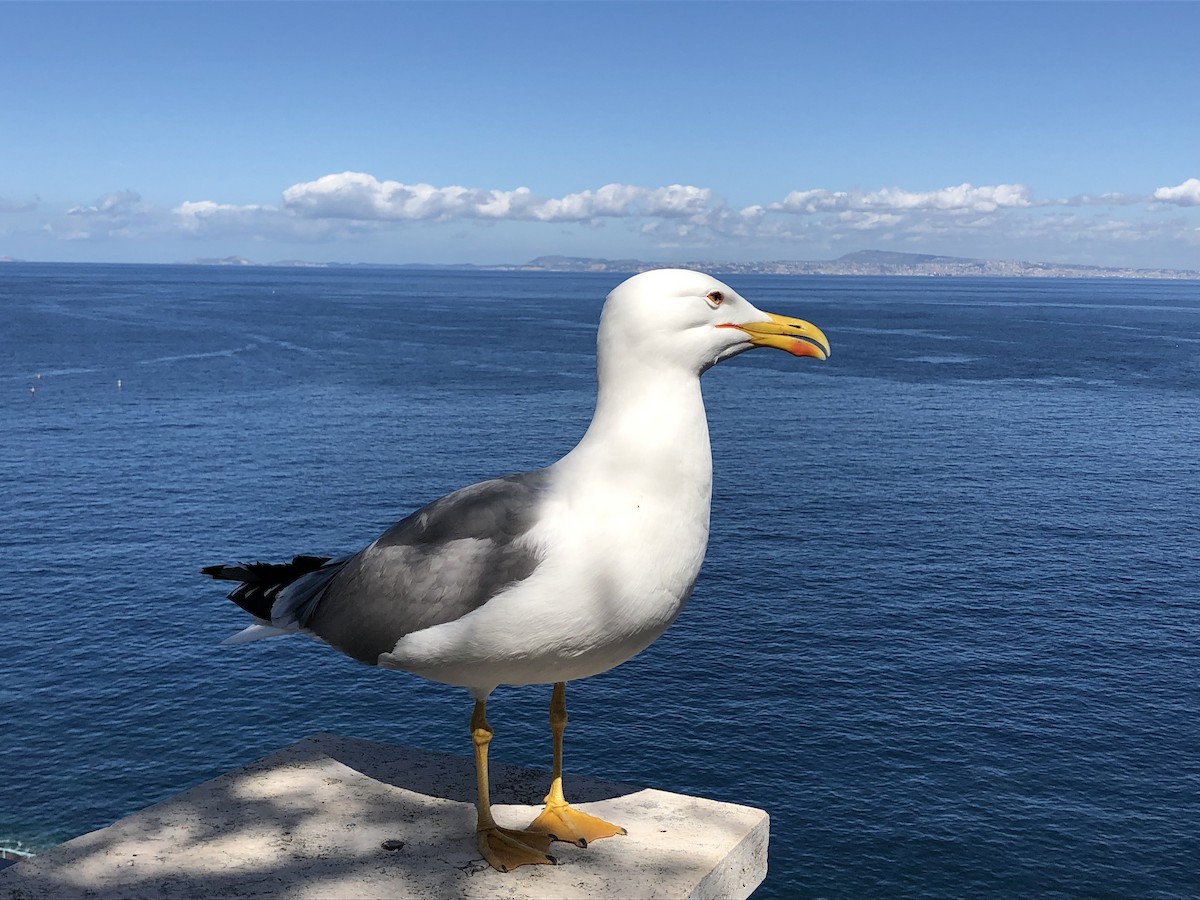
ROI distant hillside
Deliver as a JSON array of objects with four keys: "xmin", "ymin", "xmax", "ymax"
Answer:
[
  {"xmin": 181, "ymin": 251, "xmax": 1200, "ymax": 280},
  {"xmin": 497, "ymin": 251, "xmax": 1200, "ymax": 280}
]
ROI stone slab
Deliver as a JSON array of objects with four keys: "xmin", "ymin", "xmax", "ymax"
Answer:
[{"xmin": 1, "ymin": 733, "xmax": 768, "ymax": 899}]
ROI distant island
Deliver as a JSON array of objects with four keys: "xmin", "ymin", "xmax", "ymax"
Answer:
[{"xmin": 181, "ymin": 250, "xmax": 1200, "ymax": 280}]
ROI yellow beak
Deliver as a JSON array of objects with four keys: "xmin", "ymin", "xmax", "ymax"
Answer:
[{"xmin": 721, "ymin": 312, "xmax": 830, "ymax": 360}]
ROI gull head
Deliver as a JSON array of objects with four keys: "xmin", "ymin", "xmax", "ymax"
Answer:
[{"xmin": 598, "ymin": 268, "xmax": 830, "ymax": 376}]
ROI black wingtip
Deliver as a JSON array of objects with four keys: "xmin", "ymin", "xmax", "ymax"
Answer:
[{"xmin": 202, "ymin": 555, "xmax": 335, "ymax": 621}]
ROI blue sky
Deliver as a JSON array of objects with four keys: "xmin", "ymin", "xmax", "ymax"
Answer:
[{"xmin": 2, "ymin": 1, "xmax": 1198, "ymax": 268}]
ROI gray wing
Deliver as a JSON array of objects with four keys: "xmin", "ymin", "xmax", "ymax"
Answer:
[{"xmin": 301, "ymin": 470, "xmax": 552, "ymax": 664}]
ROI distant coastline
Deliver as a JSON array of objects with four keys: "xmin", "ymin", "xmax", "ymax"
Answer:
[
  {"xmin": 182, "ymin": 250, "xmax": 1200, "ymax": 280},
  {"xmin": 4, "ymin": 250, "xmax": 1198, "ymax": 279},
  {"xmin": 491, "ymin": 250, "xmax": 1200, "ymax": 280}
]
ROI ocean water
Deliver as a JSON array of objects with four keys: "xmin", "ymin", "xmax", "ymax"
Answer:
[{"xmin": 1, "ymin": 264, "xmax": 1197, "ymax": 898}]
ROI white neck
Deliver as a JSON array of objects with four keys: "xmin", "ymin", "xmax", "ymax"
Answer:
[{"xmin": 555, "ymin": 355, "xmax": 713, "ymax": 501}]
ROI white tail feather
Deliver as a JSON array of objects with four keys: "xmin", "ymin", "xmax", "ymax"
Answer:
[{"xmin": 223, "ymin": 622, "xmax": 299, "ymax": 644}]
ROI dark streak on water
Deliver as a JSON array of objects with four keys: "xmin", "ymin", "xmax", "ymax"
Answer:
[{"xmin": 1, "ymin": 264, "xmax": 1198, "ymax": 898}]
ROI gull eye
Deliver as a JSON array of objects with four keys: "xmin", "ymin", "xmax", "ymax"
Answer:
[{"xmin": 706, "ymin": 290, "xmax": 724, "ymax": 308}]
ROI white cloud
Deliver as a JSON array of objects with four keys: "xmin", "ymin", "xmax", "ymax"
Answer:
[
  {"xmin": 1153, "ymin": 178, "xmax": 1200, "ymax": 206},
  {"xmin": 836, "ymin": 211, "xmax": 905, "ymax": 231},
  {"xmin": 281, "ymin": 173, "xmax": 528, "ymax": 221},
  {"xmin": 771, "ymin": 183, "xmax": 1034, "ymax": 215},
  {"xmin": 1060, "ymin": 192, "xmax": 1144, "ymax": 207},
  {"xmin": 279, "ymin": 172, "xmax": 715, "ymax": 224},
  {"xmin": 25, "ymin": 174, "xmax": 1200, "ymax": 268},
  {"xmin": 1016, "ymin": 212, "xmax": 1193, "ymax": 244},
  {"xmin": 171, "ymin": 174, "xmax": 1190, "ymax": 255},
  {"xmin": 66, "ymin": 190, "xmax": 144, "ymax": 219},
  {"xmin": 173, "ymin": 199, "xmax": 276, "ymax": 234},
  {"xmin": 50, "ymin": 190, "xmax": 153, "ymax": 239}
]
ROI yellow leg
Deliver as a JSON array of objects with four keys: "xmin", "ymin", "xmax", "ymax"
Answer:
[
  {"xmin": 471, "ymin": 699, "xmax": 556, "ymax": 872},
  {"xmin": 527, "ymin": 682, "xmax": 627, "ymax": 847}
]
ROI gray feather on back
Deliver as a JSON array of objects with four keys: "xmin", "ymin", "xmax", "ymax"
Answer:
[{"xmin": 300, "ymin": 470, "xmax": 551, "ymax": 664}]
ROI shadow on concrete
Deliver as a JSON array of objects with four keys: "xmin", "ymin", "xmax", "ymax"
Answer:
[{"xmin": 0, "ymin": 733, "xmax": 767, "ymax": 899}]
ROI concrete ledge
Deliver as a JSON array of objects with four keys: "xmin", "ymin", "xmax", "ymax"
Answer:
[{"xmin": 1, "ymin": 733, "xmax": 769, "ymax": 899}]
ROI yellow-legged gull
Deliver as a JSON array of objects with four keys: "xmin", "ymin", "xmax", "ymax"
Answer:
[{"xmin": 203, "ymin": 268, "xmax": 829, "ymax": 871}]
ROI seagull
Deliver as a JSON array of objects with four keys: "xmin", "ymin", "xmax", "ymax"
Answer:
[{"xmin": 203, "ymin": 268, "xmax": 829, "ymax": 872}]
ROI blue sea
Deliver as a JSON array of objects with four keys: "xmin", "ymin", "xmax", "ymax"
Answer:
[{"xmin": 1, "ymin": 264, "xmax": 1198, "ymax": 898}]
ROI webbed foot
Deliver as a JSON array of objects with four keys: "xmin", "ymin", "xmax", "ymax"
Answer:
[
  {"xmin": 528, "ymin": 801, "xmax": 627, "ymax": 848},
  {"xmin": 476, "ymin": 824, "xmax": 557, "ymax": 872}
]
